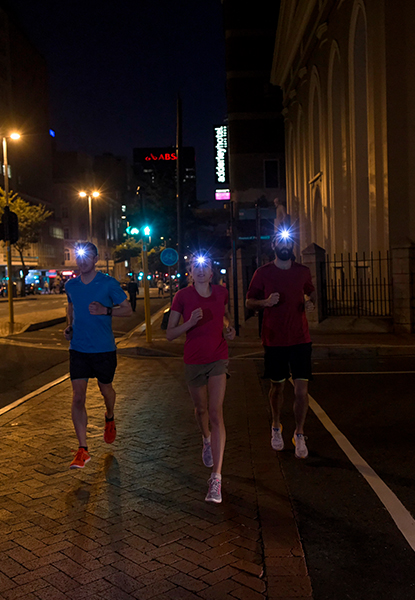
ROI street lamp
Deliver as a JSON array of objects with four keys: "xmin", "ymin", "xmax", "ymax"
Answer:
[
  {"xmin": 2, "ymin": 132, "xmax": 20, "ymax": 334},
  {"xmin": 79, "ymin": 190, "xmax": 99, "ymax": 241}
]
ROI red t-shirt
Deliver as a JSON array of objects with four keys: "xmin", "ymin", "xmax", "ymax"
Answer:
[
  {"xmin": 171, "ymin": 284, "xmax": 229, "ymax": 364},
  {"xmin": 246, "ymin": 261, "xmax": 315, "ymax": 347}
]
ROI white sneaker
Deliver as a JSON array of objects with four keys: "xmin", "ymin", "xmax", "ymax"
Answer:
[
  {"xmin": 205, "ymin": 476, "xmax": 222, "ymax": 503},
  {"xmin": 292, "ymin": 433, "xmax": 308, "ymax": 459},
  {"xmin": 271, "ymin": 425, "xmax": 284, "ymax": 451},
  {"xmin": 202, "ymin": 440, "xmax": 213, "ymax": 468}
]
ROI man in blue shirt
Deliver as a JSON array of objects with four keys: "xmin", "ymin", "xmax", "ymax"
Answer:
[{"xmin": 64, "ymin": 242, "xmax": 132, "ymax": 469}]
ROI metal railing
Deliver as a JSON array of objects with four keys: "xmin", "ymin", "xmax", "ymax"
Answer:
[{"xmin": 321, "ymin": 251, "xmax": 392, "ymax": 317}]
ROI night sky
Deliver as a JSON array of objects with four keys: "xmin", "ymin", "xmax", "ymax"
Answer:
[{"xmin": 9, "ymin": 1, "xmax": 227, "ymax": 205}]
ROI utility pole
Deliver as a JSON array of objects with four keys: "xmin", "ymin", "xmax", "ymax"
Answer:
[
  {"xmin": 230, "ymin": 196, "xmax": 239, "ymax": 336},
  {"xmin": 3, "ymin": 137, "xmax": 14, "ymax": 333},
  {"xmin": 142, "ymin": 238, "xmax": 152, "ymax": 343},
  {"xmin": 176, "ymin": 95, "xmax": 186, "ymax": 287}
]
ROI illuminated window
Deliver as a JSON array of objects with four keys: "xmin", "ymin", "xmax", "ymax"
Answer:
[{"xmin": 50, "ymin": 226, "xmax": 64, "ymax": 239}]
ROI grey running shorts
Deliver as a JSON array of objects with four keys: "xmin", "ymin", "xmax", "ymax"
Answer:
[{"xmin": 184, "ymin": 359, "xmax": 229, "ymax": 388}]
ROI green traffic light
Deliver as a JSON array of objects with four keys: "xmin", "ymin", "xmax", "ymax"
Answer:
[
  {"xmin": 144, "ymin": 226, "xmax": 150, "ymax": 236},
  {"xmin": 130, "ymin": 227, "xmax": 139, "ymax": 235}
]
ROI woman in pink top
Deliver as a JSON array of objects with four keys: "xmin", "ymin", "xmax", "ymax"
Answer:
[{"xmin": 167, "ymin": 253, "xmax": 235, "ymax": 504}]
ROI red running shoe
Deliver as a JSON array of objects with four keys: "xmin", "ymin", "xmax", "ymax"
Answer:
[
  {"xmin": 69, "ymin": 448, "xmax": 91, "ymax": 469},
  {"xmin": 104, "ymin": 414, "xmax": 116, "ymax": 444}
]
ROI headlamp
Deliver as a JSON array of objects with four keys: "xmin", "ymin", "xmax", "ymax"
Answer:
[
  {"xmin": 191, "ymin": 250, "xmax": 212, "ymax": 269},
  {"xmin": 275, "ymin": 227, "xmax": 293, "ymax": 244},
  {"xmin": 76, "ymin": 247, "xmax": 86, "ymax": 257}
]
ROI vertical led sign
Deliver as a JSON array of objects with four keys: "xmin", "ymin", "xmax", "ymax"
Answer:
[{"xmin": 214, "ymin": 125, "xmax": 229, "ymax": 186}]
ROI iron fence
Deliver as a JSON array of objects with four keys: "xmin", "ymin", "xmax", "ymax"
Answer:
[{"xmin": 321, "ymin": 251, "xmax": 392, "ymax": 317}]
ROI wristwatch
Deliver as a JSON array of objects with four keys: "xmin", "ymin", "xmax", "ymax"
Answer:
[{"xmin": 106, "ymin": 306, "xmax": 113, "ymax": 316}]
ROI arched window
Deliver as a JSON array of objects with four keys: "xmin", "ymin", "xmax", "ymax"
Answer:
[
  {"xmin": 349, "ymin": 3, "xmax": 370, "ymax": 253},
  {"xmin": 328, "ymin": 43, "xmax": 349, "ymax": 255},
  {"xmin": 309, "ymin": 69, "xmax": 325, "ymax": 248}
]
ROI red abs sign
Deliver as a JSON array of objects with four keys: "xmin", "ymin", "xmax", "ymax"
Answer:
[{"xmin": 145, "ymin": 153, "xmax": 177, "ymax": 161}]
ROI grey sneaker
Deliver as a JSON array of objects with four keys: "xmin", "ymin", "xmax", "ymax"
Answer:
[
  {"xmin": 292, "ymin": 433, "xmax": 308, "ymax": 459},
  {"xmin": 202, "ymin": 440, "xmax": 213, "ymax": 467},
  {"xmin": 205, "ymin": 476, "xmax": 222, "ymax": 503},
  {"xmin": 271, "ymin": 425, "xmax": 284, "ymax": 451}
]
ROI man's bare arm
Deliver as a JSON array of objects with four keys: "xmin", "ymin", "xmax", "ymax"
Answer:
[
  {"xmin": 63, "ymin": 303, "xmax": 73, "ymax": 340},
  {"xmin": 246, "ymin": 292, "xmax": 280, "ymax": 311},
  {"xmin": 89, "ymin": 298, "xmax": 133, "ymax": 317}
]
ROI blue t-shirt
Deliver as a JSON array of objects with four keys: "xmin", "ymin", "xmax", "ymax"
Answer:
[{"xmin": 65, "ymin": 272, "xmax": 127, "ymax": 353}]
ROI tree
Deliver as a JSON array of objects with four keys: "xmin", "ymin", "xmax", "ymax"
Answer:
[
  {"xmin": 113, "ymin": 237, "xmax": 142, "ymax": 271},
  {"xmin": 147, "ymin": 245, "xmax": 164, "ymax": 273},
  {"xmin": 0, "ymin": 189, "xmax": 52, "ymax": 296}
]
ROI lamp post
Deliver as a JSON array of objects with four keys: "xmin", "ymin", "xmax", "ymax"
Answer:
[
  {"xmin": 79, "ymin": 190, "xmax": 99, "ymax": 241},
  {"xmin": 2, "ymin": 132, "xmax": 20, "ymax": 334}
]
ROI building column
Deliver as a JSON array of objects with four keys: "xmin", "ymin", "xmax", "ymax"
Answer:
[
  {"xmin": 391, "ymin": 240, "xmax": 415, "ymax": 333},
  {"xmin": 301, "ymin": 243, "xmax": 326, "ymax": 326}
]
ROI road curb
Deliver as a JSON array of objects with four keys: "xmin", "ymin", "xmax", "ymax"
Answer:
[{"xmin": 25, "ymin": 316, "xmax": 67, "ymax": 332}]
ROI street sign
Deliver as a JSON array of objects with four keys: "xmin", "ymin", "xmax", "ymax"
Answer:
[{"xmin": 160, "ymin": 248, "xmax": 179, "ymax": 266}]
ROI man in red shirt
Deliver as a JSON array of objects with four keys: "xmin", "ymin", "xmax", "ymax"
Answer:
[{"xmin": 246, "ymin": 230, "xmax": 316, "ymax": 459}]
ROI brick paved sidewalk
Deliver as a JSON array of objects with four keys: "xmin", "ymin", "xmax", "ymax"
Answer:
[{"xmin": 0, "ymin": 355, "xmax": 312, "ymax": 600}]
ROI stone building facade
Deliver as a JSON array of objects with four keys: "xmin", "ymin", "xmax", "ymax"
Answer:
[{"xmin": 271, "ymin": 0, "xmax": 415, "ymax": 331}]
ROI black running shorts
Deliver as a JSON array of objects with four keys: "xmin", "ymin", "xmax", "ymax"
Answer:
[
  {"xmin": 69, "ymin": 349, "xmax": 117, "ymax": 384},
  {"xmin": 263, "ymin": 343, "xmax": 312, "ymax": 382}
]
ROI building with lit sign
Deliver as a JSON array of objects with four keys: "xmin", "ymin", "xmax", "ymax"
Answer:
[
  {"xmin": 222, "ymin": 0, "xmax": 285, "ymax": 323},
  {"xmin": 133, "ymin": 147, "xmax": 195, "ymax": 180},
  {"xmin": 214, "ymin": 125, "xmax": 229, "ymax": 201},
  {"xmin": 214, "ymin": 125, "xmax": 229, "ymax": 186},
  {"xmin": 133, "ymin": 146, "xmax": 196, "ymax": 205}
]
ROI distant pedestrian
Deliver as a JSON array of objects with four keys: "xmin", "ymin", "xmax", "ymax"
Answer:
[
  {"xmin": 246, "ymin": 228, "xmax": 316, "ymax": 459},
  {"xmin": 274, "ymin": 197, "xmax": 290, "ymax": 229},
  {"xmin": 64, "ymin": 242, "xmax": 132, "ymax": 469},
  {"xmin": 166, "ymin": 252, "xmax": 235, "ymax": 503},
  {"xmin": 157, "ymin": 279, "xmax": 164, "ymax": 296},
  {"xmin": 127, "ymin": 276, "xmax": 139, "ymax": 312}
]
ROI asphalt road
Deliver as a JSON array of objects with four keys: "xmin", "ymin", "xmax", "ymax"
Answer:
[
  {"xmin": 257, "ymin": 356, "xmax": 415, "ymax": 600},
  {"xmin": 0, "ymin": 294, "xmax": 67, "ymax": 318},
  {"xmin": 0, "ymin": 297, "xmax": 167, "ymax": 410}
]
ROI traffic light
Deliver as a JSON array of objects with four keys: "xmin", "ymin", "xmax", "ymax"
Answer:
[
  {"xmin": 143, "ymin": 226, "xmax": 150, "ymax": 237},
  {"xmin": 126, "ymin": 225, "xmax": 139, "ymax": 236},
  {"xmin": 0, "ymin": 207, "xmax": 19, "ymax": 244}
]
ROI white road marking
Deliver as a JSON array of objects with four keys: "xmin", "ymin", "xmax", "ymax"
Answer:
[
  {"xmin": 306, "ymin": 391, "xmax": 415, "ymax": 552},
  {"xmin": 0, "ymin": 374, "xmax": 70, "ymax": 416},
  {"xmin": 313, "ymin": 371, "xmax": 415, "ymax": 375}
]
